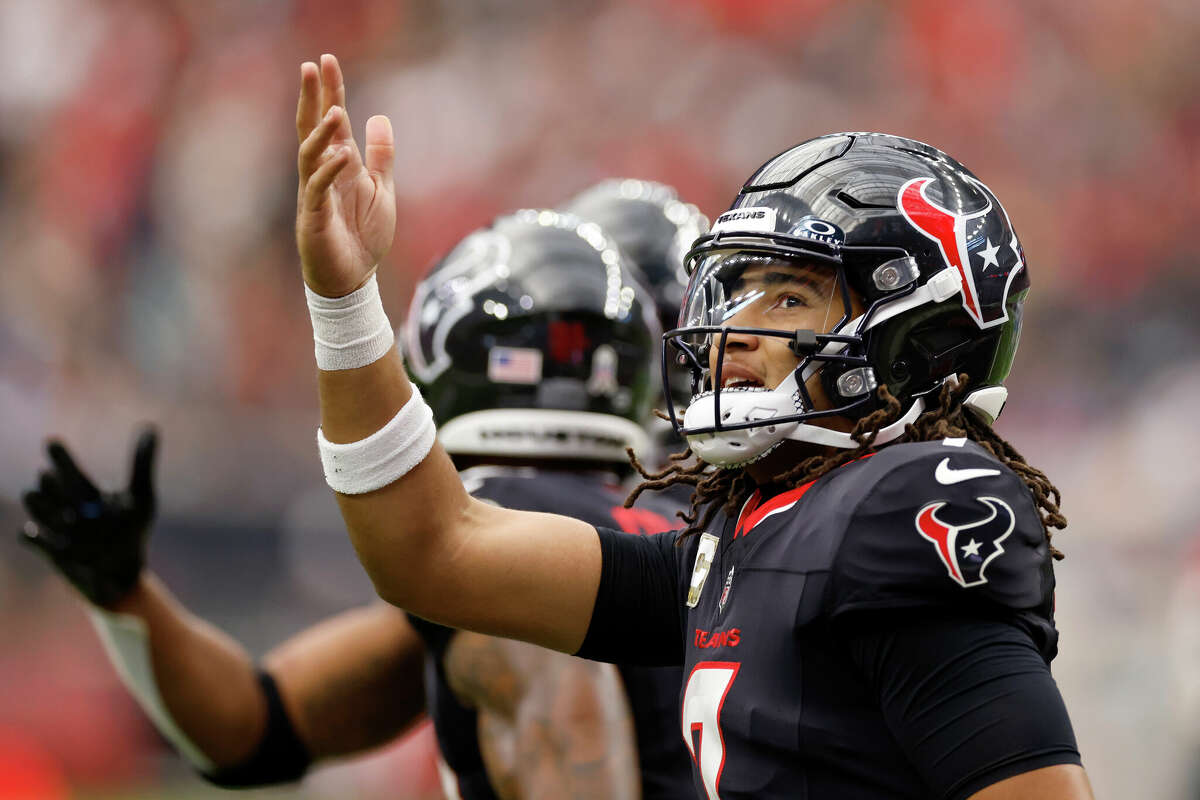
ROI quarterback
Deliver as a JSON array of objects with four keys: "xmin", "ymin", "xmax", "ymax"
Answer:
[{"xmin": 295, "ymin": 54, "xmax": 1091, "ymax": 799}]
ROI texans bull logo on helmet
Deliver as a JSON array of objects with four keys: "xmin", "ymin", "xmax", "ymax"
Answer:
[
  {"xmin": 898, "ymin": 175, "xmax": 1025, "ymax": 329},
  {"xmin": 915, "ymin": 496, "xmax": 1015, "ymax": 588}
]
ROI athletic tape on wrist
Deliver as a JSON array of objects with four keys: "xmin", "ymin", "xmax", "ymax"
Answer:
[
  {"xmin": 317, "ymin": 384, "xmax": 437, "ymax": 494},
  {"xmin": 88, "ymin": 607, "xmax": 216, "ymax": 771},
  {"xmin": 305, "ymin": 274, "xmax": 394, "ymax": 370}
]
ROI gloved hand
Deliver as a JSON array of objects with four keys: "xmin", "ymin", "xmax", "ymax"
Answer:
[{"xmin": 20, "ymin": 429, "xmax": 158, "ymax": 608}]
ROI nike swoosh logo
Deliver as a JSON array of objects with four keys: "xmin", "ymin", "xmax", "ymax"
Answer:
[{"xmin": 935, "ymin": 458, "xmax": 1000, "ymax": 485}]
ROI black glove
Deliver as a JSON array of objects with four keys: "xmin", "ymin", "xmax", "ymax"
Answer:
[{"xmin": 20, "ymin": 429, "xmax": 158, "ymax": 607}]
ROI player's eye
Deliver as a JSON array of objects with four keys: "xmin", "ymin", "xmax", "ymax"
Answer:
[{"xmin": 771, "ymin": 291, "xmax": 810, "ymax": 310}]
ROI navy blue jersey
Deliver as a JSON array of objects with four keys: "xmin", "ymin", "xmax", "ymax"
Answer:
[
  {"xmin": 580, "ymin": 438, "xmax": 1079, "ymax": 799},
  {"xmin": 409, "ymin": 466, "xmax": 693, "ymax": 800}
]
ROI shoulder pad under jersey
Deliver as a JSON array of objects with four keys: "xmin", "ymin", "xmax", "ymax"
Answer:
[{"xmin": 825, "ymin": 439, "xmax": 1054, "ymax": 618}]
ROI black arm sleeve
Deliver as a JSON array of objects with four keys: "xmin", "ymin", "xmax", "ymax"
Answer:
[
  {"xmin": 201, "ymin": 670, "xmax": 312, "ymax": 787},
  {"xmin": 575, "ymin": 527, "xmax": 684, "ymax": 667},
  {"xmin": 838, "ymin": 610, "xmax": 1080, "ymax": 800}
]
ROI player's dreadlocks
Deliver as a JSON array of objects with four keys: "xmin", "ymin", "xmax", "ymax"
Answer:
[{"xmin": 627, "ymin": 375, "xmax": 1068, "ymax": 559}]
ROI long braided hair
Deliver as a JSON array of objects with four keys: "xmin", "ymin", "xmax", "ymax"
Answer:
[{"xmin": 627, "ymin": 375, "xmax": 1068, "ymax": 559}]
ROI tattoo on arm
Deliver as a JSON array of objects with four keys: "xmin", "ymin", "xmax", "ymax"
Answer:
[
  {"xmin": 445, "ymin": 631, "xmax": 526, "ymax": 717},
  {"xmin": 447, "ymin": 633, "xmax": 639, "ymax": 800}
]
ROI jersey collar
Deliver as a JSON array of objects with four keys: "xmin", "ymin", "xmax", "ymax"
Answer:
[{"xmin": 733, "ymin": 453, "xmax": 876, "ymax": 539}]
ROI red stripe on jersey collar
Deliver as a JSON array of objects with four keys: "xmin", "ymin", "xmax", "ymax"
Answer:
[
  {"xmin": 734, "ymin": 484, "xmax": 812, "ymax": 538},
  {"xmin": 733, "ymin": 453, "xmax": 876, "ymax": 538}
]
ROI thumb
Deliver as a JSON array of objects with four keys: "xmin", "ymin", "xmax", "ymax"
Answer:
[
  {"xmin": 129, "ymin": 427, "xmax": 159, "ymax": 506},
  {"xmin": 364, "ymin": 115, "xmax": 395, "ymax": 193}
]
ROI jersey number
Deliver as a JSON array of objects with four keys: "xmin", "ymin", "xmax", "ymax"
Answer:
[{"xmin": 681, "ymin": 661, "xmax": 740, "ymax": 799}]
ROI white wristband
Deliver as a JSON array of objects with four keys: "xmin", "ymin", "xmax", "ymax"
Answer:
[
  {"xmin": 88, "ymin": 608, "xmax": 216, "ymax": 771},
  {"xmin": 317, "ymin": 384, "xmax": 437, "ymax": 494},
  {"xmin": 305, "ymin": 274, "xmax": 394, "ymax": 370}
]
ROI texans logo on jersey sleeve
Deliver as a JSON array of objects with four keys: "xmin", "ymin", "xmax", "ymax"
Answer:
[{"xmin": 915, "ymin": 496, "xmax": 1014, "ymax": 588}]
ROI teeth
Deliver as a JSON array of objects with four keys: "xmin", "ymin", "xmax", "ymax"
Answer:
[{"xmin": 722, "ymin": 378, "xmax": 762, "ymax": 389}]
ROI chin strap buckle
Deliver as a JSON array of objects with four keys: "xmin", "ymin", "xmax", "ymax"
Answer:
[
  {"xmin": 926, "ymin": 268, "xmax": 962, "ymax": 303},
  {"xmin": 963, "ymin": 385, "xmax": 1008, "ymax": 424}
]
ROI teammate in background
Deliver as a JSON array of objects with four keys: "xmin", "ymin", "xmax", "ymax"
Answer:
[
  {"xmin": 399, "ymin": 209, "xmax": 693, "ymax": 799},
  {"xmin": 562, "ymin": 179, "xmax": 709, "ymax": 458},
  {"xmin": 20, "ymin": 210, "xmax": 696, "ymax": 797},
  {"xmin": 562, "ymin": 178, "xmax": 708, "ymax": 338},
  {"xmin": 292, "ymin": 54, "xmax": 1092, "ymax": 799},
  {"xmin": 20, "ymin": 430, "xmax": 432, "ymax": 792}
]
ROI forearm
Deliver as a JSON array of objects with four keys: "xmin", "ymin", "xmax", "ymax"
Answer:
[
  {"xmin": 316, "ymin": 346, "xmax": 488, "ymax": 619},
  {"xmin": 263, "ymin": 604, "xmax": 426, "ymax": 759},
  {"xmin": 317, "ymin": 346, "xmax": 600, "ymax": 651},
  {"xmin": 102, "ymin": 573, "xmax": 265, "ymax": 767},
  {"xmin": 320, "ymin": 344, "xmax": 471, "ymax": 605},
  {"xmin": 104, "ymin": 581, "xmax": 428, "ymax": 770},
  {"xmin": 297, "ymin": 56, "xmax": 600, "ymax": 654}
]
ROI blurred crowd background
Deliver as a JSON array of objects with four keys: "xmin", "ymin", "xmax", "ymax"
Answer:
[{"xmin": 0, "ymin": 0, "xmax": 1197, "ymax": 798}]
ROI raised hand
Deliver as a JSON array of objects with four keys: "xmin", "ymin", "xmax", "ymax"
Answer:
[
  {"xmin": 296, "ymin": 54, "xmax": 396, "ymax": 298},
  {"xmin": 21, "ymin": 429, "xmax": 159, "ymax": 608}
]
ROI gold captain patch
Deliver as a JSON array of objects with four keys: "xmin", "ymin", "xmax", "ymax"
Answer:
[{"xmin": 687, "ymin": 533, "xmax": 720, "ymax": 608}]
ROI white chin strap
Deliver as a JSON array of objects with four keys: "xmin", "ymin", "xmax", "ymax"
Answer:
[{"xmin": 683, "ymin": 369, "xmax": 927, "ymax": 467}]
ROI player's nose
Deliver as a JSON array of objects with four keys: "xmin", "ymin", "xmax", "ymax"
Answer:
[
  {"xmin": 708, "ymin": 327, "xmax": 759, "ymax": 375},
  {"xmin": 722, "ymin": 328, "xmax": 759, "ymax": 351}
]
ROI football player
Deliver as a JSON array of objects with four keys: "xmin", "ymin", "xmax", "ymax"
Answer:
[
  {"xmin": 293, "ymin": 54, "xmax": 1092, "ymax": 799},
  {"xmin": 562, "ymin": 178, "xmax": 708, "ymax": 339},
  {"xmin": 399, "ymin": 209, "xmax": 694, "ymax": 799},
  {"xmin": 20, "ymin": 209, "xmax": 696, "ymax": 797},
  {"xmin": 562, "ymin": 178, "xmax": 710, "ymax": 448}
]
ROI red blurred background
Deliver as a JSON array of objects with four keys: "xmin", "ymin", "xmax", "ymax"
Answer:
[{"xmin": 0, "ymin": 1, "xmax": 1197, "ymax": 797}]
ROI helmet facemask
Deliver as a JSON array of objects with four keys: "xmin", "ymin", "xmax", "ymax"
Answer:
[{"xmin": 664, "ymin": 239, "xmax": 951, "ymax": 467}]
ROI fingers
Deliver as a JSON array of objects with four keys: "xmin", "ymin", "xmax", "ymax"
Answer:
[
  {"xmin": 298, "ymin": 106, "xmax": 352, "ymax": 183},
  {"xmin": 38, "ymin": 470, "xmax": 66, "ymax": 507},
  {"xmin": 18, "ymin": 519, "xmax": 64, "ymax": 557},
  {"xmin": 364, "ymin": 115, "xmax": 395, "ymax": 193},
  {"xmin": 297, "ymin": 53, "xmax": 360, "ymax": 187},
  {"xmin": 47, "ymin": 441, "xmax": 100, "ymax": 502},
  {"xmin": 296, "ymin": 61, "xmax": 321, "ymax": 143},
  {"xmin": 303, "ymin": 147, "xmax": 355, "ymax": 213},
  {"xmin": 22, "ymin": 489, "xmax": 66, "ymax": 533},
  {"xmin": 129, "ymin": 427, "xmax": 158, "ymax": 506},
  {"xmin": 320, "ymin": 54, "xmax": 360, "ymax": 156},
  {"xmin": 319, "ymin": 54, "xmax": 347, "ymax": 121}
]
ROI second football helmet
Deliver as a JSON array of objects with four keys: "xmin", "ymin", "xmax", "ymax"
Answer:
[
  {"xmin": 562, "ymin": 179, "xmax": 709, "ymax": 333},
  {"xmin": 403, "ymin": 209, "xmax": 660, "ymax": 464},
  {"xmin": 563, "ymin": 179, "xmax": 710, "ymax": 415}
]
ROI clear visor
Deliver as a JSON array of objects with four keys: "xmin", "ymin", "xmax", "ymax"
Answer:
[{"xmin": 677, "ymin": 251, "xmax": 846, "ymax": 350}]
